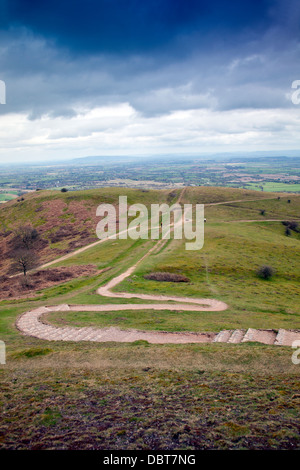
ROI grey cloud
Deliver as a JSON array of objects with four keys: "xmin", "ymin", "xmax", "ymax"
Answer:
[{"xmin": 0, "ymin": 19, "xmax": 299, "ymax": 123}]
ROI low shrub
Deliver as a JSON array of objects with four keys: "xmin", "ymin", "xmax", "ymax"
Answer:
[
  {"xmin": 256, "ymin": 265, "xmax": 274, "ymax": 280},
  {"xmin": 144, "ymin": 272, "xmax": 190, "ymax": 282}
]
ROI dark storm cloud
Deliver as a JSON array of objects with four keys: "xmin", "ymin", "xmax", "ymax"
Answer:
[
  {"xmin": 2, "ymin": 0, "xmax": 272, "ymax": 55},
  {"xmin": 0, "ymin": 1, "xmax": 299, "ymax": 124}
]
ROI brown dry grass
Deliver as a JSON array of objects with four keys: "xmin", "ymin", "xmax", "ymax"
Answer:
[{"xmin": 0, "ymin": 265, "xmax": 96, "ymax": 300}]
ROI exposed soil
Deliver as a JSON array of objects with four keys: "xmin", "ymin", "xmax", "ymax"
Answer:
[{"xmin": 0, "ymin": 265, "xmax": 96, "ymax": 300}]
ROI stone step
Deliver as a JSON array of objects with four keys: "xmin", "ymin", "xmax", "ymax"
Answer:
[
  {"xmin": 49, "ymin": 304, "xmax": 70, "ymax": 312},
  {"xmin": 213, "ymin": 330, "xmax": 234, "ymax": 343},
  {"xmin": 274, "ymin": 329, "xmax": 300, "ymax": 346},
  {"xmin": 228, "ymin": 329, "xmax": 246, "ymax": 343},
  {"xmin": 242, "ymin": 328, "xmax": 277, "ymax": 345}
]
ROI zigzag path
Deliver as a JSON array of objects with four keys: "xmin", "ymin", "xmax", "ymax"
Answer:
[{"xmin": 16, "ymin": 191, "xmax": 300, "ymax": 346}]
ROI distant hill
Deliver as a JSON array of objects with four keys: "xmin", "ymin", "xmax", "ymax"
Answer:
[{"xmin": 63, "ymin": 156, "xmax": 139, "ymax": 165}]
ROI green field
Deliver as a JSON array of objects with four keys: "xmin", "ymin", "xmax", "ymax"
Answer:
[
  {"xmin": 246, "ymin": 182, "xmax": 300, "ymax": 192},
  {"xmin": 0, "ymin": 191, "xmax": 19, "ymax": 203},
  {"xmin": 0, "ymin": 186, "xmax": 299, "ymax": 450}
]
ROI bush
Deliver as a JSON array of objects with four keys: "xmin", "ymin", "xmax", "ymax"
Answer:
[
  {"xmin": 61, "ymin": 188, "xmax": 68, "ymax": 192},
  {"xmin": 19, "ymin": 275, "xmax": 34, "ymax": 289},
  {"xmin": 260, "ymin": 209, "xmax": 265, "ymax": 216},
  {"xmin": 288, "ymin": 221, "xmax": 299, "ymax": 232},
  {"xmin": 144, "ymin": 272, "xmax": 190, "ymax": 282},
  {"xmin": 256, "ymin": 265, "xmax": 274, "ymax": 280},
  {"xmin": 285, "ymin": 227, "xmax": 291, "ymax": 236},
  {"xmin": 282, "ymin": 221, "xmax": 299, "ymax": 232},
  {"xmin": 44, "ymin": 270, "xmax": 72, "ymax": 282}
]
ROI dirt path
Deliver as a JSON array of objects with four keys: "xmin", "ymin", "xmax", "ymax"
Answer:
[
  {"xmin": 15, "ymin": 189, "xmax": 300, "ymax": 346},
  {"xmin": 221, "ymin": 219, "xmax": 300, "ymax": 223},
  {"xmin": 204, "ymin": 196, "xmax": 288, "ymax": 206}
]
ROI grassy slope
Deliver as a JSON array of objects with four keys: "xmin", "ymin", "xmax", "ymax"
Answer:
[
  {"xmin": 0, "ymin": 187, "xmax": 178, "ymax": 274},
  {"xmin": 0, "ymin": 186, "xmax": 300, "ymax": 450},
  {"xmin": 0, "ymin": 187, "xmax": 179, "ymax": 229}
]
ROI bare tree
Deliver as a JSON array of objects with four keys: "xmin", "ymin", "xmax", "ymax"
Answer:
[
  {"xmin": 9, "ymin": 224, "xmax": 41, "ymax": 277},
  {"xmin": 11, "ymin": 249, "xmax": 40, "ymax": 277}
]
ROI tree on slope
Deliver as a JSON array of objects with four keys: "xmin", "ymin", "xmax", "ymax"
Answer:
[{"xmin": 11, "ymin": 248, "xmax": 40, "ymax": 277}]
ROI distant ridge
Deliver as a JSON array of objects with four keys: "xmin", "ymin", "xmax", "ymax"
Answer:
[
  {"xmin": 1, "ymin": 151, "xmax": 299, "ymax": 166},
  {"xmin": 64, "ymin": 155, "xmax": 139, "ymax": 165}
]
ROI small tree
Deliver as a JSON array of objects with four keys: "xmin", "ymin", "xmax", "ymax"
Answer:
[
  {"xmin": 260, "ymin": 209, "xmax": 266, "ymax": 216},
  {"xmin": 257, "ymin": 265, "xmax": 274, "ymax": 280},
  {"xmin": 11, "ymin": 249, "xmax": 40, "ymax": 277}
]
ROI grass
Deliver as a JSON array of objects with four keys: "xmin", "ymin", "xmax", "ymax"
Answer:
[
  {"xmin": 11, "ymin": 347, "xmax": 53, "ymax": 359},
  {"xmin": 0, "ymin": 193, "xmax": 18, "ymax": 202},
  {"xmin": 115, "ymin": 223, "xmax": 300, "ymax": 331},
  {"xmin": 205, "ymin": 195, "xmax": 300, "ymax": 222},
  {"xmin": 44, "ymin": 306, "xmax": 297, "ymax": 332},
  {"xmin": 0, "ymin": 185, "xmax": 300, "ymax": 450},
  {"xmin": 246, "ymin": 182, "xmax": 300, "ymax": 192},
  {"xmin": 0, "ymin": 363, "xmax": 299, "ymax": 449},
  {"xmin": 51, "ymin": 237, "xmax": 142, "ymax": 268},
  {"xmin": 181, "ymin": 186, "xmax": 275, "ymax": 204},
  {"xmin": 0, "ymin": 187, "xmax": 178, "ymax": 228}
]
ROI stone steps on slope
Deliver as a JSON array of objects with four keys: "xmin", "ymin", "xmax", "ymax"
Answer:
[
  {"xmin": 213, "ymin": 329, "xmax": 246, "ymax": 344},
  {"xmin": 213, "ymin": 328, "xmax": 279, "ymax": 345},
  {"xmin": 242, "ymin": 328, "xmax": 277, "ymax": 345}
]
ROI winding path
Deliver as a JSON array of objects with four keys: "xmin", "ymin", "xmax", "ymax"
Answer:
[
  {"xmin": 16, "ymin": 192, "xmax": 300, "ymax": 346},
  {"xmin": 16, "ymin": 235, "xmax": 300, "ymax": 347}
]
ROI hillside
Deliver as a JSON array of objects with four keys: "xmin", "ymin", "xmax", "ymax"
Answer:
[
  {"xmin": 0, "ymin": 187, "xmax": 180, "ymax": 277},
  {"xmin": 0, "ymin": 185, "xmax": 300, "ymax": 450},
  {"xmin": 0, "ymin": 185, "xmax": 299, "ymax": 302},
  {"xmin": 0, "ymin": 186, "xmax": 279, "ymax": 277}
]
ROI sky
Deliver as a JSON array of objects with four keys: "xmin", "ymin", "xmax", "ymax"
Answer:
[{"xmin": 0, "ymin": 0, "xmax": 300, "ymax": 163}]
